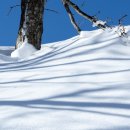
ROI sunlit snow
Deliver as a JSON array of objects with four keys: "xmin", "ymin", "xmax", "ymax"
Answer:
[
  {"xmin": 11, "ymin": 42, "xmax": 37, "ymax": 59},
  {"xmin": 0, "ymin": 26, "xmax": 130, "ymax": 130}
]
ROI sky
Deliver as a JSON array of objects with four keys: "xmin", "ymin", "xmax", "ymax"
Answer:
[{"xmin": 0, "ymin": 0, "xmax": 130, "ymax": 46}]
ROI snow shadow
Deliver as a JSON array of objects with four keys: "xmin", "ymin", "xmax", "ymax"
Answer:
[
  {"xmin": 0, "ymin": 83, "xmax": 130, "ymax": 119},
  {"xmin": 0, "ymin": 98, "xmax": 130, "ymax": 119},
  {"xmin": 0, "ymin": 82, "xmax": 130, "ymax": 129}
]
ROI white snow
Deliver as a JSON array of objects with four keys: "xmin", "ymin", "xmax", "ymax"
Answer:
[
  {"xmin": 0, "ymin": 46, "xmax": 17, "ymax": 63},
  {"xmin": 1, "ymin": 26, "xmax": 130, "ymax": 130},
  {"xmin": 93, "ymin": 20, "xmax": 106, "ymax": 27},
  {"xmin": 11, "ymin": 42, "xmax": 37, "ymax": 59}
]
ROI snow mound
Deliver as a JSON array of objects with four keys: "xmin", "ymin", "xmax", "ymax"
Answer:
[
  {"xmin": 1, "ymin": 26, "xmax": 130, "ymax": 130},
  {"xmin": 11, "ymin": 42, "xmax": 37, "ymax": 59}
]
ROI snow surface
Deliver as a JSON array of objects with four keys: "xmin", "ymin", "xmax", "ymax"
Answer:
[
  {"xmin": 1, "ymin": 26, "xmax": 130, "ymax": 130},
  {"xmin": 11, "ymin": 42, "xmax": 37, "ymax": 59}
]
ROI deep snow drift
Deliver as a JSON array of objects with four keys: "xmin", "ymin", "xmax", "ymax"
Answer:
[
  {"xmin": 1, "ymin": 26, "xmax": 130, "ymax": 130},
  {"xmin": 11, "ymin": 42, "xmax": 37, "ymax": 59}
]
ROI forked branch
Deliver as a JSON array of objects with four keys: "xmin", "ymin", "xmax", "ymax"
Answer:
[
  {"xmin": 64, "ymin": 0, "xmax": 109, "ymax": 30},
  {"xmin": 62, "ymin": 0, "xmax": 81, "ymax": 34}
]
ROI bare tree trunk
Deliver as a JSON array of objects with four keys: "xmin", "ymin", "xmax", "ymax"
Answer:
[
  {"xmin": 62, "ymin": 0, "xmax": 81, "ymax": 34},
  {"xmin": 65, "ymin": 0, "xmax": 108, "ymax": 29},
  {"xmin": 16, "ymin": 0, "xmax": 45, "ymax": 50}
]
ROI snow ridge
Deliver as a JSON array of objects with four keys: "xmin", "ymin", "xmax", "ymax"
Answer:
[{"xmin": 0, "ymin": 26, "xmax": 130, "ymax": 130}]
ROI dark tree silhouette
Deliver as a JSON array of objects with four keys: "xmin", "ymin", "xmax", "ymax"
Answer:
[
  {"xmin": 16, "ymin": 0, "xmax": 45, "ymax": 50},
  {"xmin": 16, "ymin": 0, "xmax": 109, "ymax": 51},
  {"xmin": 62, "ymin": 0, "xmax": 109, "ymax": 33}
]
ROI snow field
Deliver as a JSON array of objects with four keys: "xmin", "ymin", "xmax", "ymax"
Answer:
[{"xmin": 0, "ymin": 26, "xmax": 130, "ymax": 129}]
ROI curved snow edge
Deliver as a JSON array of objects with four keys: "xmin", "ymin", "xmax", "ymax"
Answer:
[{"xmin": 11, "ymin": 42, "xmax": 37, "ymax": 59}]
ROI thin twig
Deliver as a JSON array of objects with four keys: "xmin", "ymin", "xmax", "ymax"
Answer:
[
  {"xmin": 7, "ymin": 5, "xmax": 20, "ymax": 16},
  {"xmin": 119, "ymin": 14, "xmax": 128, "ymax": 25},
  {"xmin": 45, "ymin": 8, "xmax": 59, "ymax": 14},
  {"xmin": 7, "ymin": 4, "xmax": 59, "ymax": 16}
]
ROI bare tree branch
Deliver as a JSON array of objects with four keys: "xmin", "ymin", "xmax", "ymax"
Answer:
[
  {"xmin": 62, "ymin": 0, "xmax": 81, "ymax": 34},
  {"xmin": 119, "ymin": 14, "xmax": 128, "ymax": 25},
  {"xmin": 7, "ymin": 3, "xmax": 58, "ymax": 16},
  {"xmin": 64, "ymin": 0, "xmax": 109, "ymax": 30},
  {"xmin": 7, "ymin": 5, "xmax": 20, "ymax": 16},
  {"xmin": 45, "ymin": 8, "xmax": 59, "ymax": 14}
]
